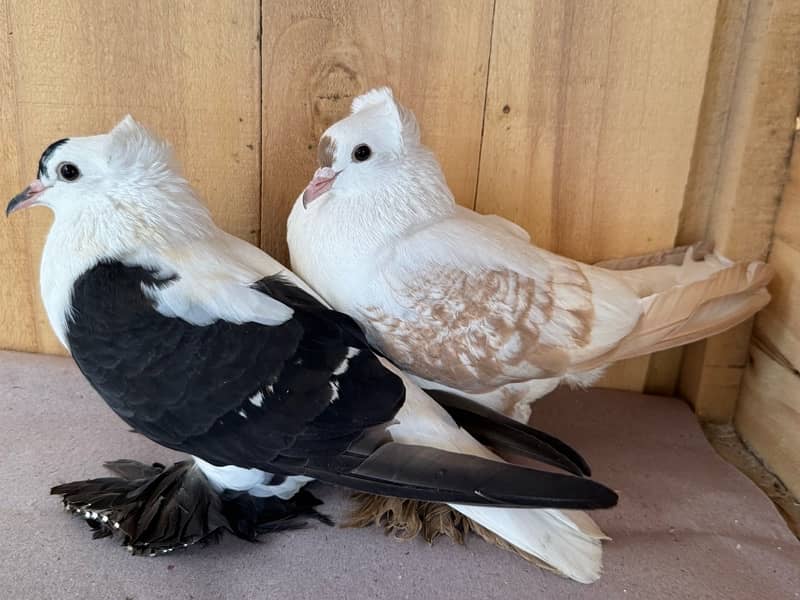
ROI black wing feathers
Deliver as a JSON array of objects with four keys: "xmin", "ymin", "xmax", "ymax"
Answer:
[
  {"xmin": 67, "ymin": 262, "xmax": 404, "ymax": 467},
  {"xmin": 66, "ymin": 261, "xmax": 616, "ymax": 512},
  {"xmin": 254, "ymin": 275, "xmax": 371, "ymax": 349},
  {"xmin": 426, "ymin": 390, "xmax": 592, "ymax": 477}
]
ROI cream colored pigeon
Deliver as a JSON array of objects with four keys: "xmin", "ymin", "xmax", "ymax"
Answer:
[{"xmin": 288, "ymin": 87, "xmax": 774, "ymax": 423}]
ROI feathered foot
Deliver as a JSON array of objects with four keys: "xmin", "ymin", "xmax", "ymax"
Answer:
[
  {"xmin": 51, "ymin": 459, "xmax": 332, "ymax": 555},
  {"xmin": 343, "ymin": 493, "xmax": 555, "ymax": 572}
]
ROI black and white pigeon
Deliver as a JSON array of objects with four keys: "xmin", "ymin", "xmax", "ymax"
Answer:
[{"xmin": 6, "ymin": 117, "xmax": 617, "ymax": 582}]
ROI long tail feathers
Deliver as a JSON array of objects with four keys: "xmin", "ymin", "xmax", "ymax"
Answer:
[
  {"xmin": 51, "ymin": 459, "xmax": 331, "ymax": 555},
  {"xmin": 452, "ymin": 504, "xmax": 607, "ymax": 583},
  {"xmin": 302, "ymin": 442, "xmax": 618, "ymax": 509},
  {"xmin": 425, "ymin": 389, "xmax": 592, "ymax": 476},
  {"xmin": 377, "ymin": 375, "xmax": 616, "ymax": 583},
  {"xmin": 580, "ymin": 248, "xmax": 774, "ymax": 370},
  {"xmin": 344, "ymin": 494, "xmax": 606, "ymax": 582},
  {"xmin": 55, "ymin": 459, "xmax": 608, "ymax": 582},
  {"xmin": 344, "ymin": 493, "xmax": 608, "ymax": 584}
]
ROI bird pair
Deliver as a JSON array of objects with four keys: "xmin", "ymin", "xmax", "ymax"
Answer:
[{"xmin": 6, "ymin": 87, "xmax": 772, "ymax": 584}]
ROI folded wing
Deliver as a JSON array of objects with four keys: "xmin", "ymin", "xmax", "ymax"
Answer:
[
  {"xmin": 360, "ymin": 218, "xmax": 642, "ymax": 392},
  {"xmin": 66, "ymin": 260, "xmax": 616, "ymax": 511}
]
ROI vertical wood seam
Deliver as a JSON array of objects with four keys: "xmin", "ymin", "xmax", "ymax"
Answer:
[
  {"xmin": 472, "ymin": 0, "xmax": 498, "ymax": 212},
  {"xmin": 678, "ymin": 0, "xmax": 800, "ymax": 420},
  {"xmin": 586, "ymin": 3, "xmax": 619, "ymax": 259},
  {"xmin": 5, "ymin": 0, "xmax": 40, "ymax": 351},
  {"xmin": 676, "ymin": 0, "xmax": 749, "ymax": 248},
  {"xmin": 550, "ymin": 3, "xmax": 574, "ymax": 252},
  {"xmin": 703, "ymin": 0, "xmax": 755, "ymax": 243},
  {"xmin": 257, "ymin": 0, "xmax": 264, "ymax": 249},
  {"xmin": 656, "ymin": 0, "xmax": 752, "ymax": 397},
  {"xmin": 763, "ymin": 112, "xmax": 800, "ymax": 259}
]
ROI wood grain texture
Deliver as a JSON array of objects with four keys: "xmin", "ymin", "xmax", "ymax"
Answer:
[
  {"xmin": 643, "ymin": 347, "xmax": 683, "ymax": 396},
  {"xmin": 736, "ymin": 345, "xmax": 800, "ymax": 498},
  {"xmin": 0, "ymin": 3, "xmax": 38, "ymax": 353},
  {"xmin": 679, "ymin": 321, "xmax": 757, "ymax": 421},
  {"xmin": 660, "ymin": 0, "xmax": 753, "ymax": 397},
  {"xmin": 597, "ymin": 356, "xmax": 651, "ymax": 393},
  {"xmin": 755, "ymin": 240, "xmax": 800, "ymax": 370},
  {"xmin": 477, "ymin": 0, "xmax": 718, "ymax": 260},
  {"xmin": 774, "ymin": 131, "xmax": 800, "ymax": 252},
  {"xmin": 0, "ymin": 1, "xmax": 793, "ymax": 414},
  {"xmin": 736, "ymin": 133, "xmax": 800, "ymax": 493},
  {"xmin": 261, "ymin": 0, "xmax": 494, "ymax": 264},
  {"xmin": 678, "ymin": 0, "xmax": 751, "ymax": 246},
  {"xmin": 0, "ymin": 0, "xmax": 261, "ymax": 354},
  {"xmin": 476, "ymin": 0, "xmax": 718, "ymax": 391},
  {"xmin": 756, "ymin": 134, "xmax": 800, "ymax": 370},
  {"xmin": 679, "ymin": 0, "xmax": 800, "ymax": 420}
]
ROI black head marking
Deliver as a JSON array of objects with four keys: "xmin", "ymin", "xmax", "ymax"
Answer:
[{"xmin": 38, "ymin": 138, "xmax": 69, "ymax": 178}]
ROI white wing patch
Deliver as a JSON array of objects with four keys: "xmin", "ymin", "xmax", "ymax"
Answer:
[
  {"xmin": 329, "ymin": 380, "xmax": 340, "ymax": 403},
  {"xmin": 148, "ymin": 279, "xmax": 293, "ymax": 327},
  {"xmin": 193, "ymin": 457, "xmax": 268, "ymax": 492},
  {"xmin": 249, "ymin": 391, "xmax": 264, "ymax": 407},
  {"xmin": 135, "ymin": 238, "xmax": 294, "ymax": 328},
  {"xmin": 333, "ymin": 347, "xmax": 361, "ymax": 376}
]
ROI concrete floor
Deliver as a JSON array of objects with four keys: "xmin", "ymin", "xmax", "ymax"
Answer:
[{"xmin": 1, "ymin": 350, "xmax": 798, "ymax": 600}]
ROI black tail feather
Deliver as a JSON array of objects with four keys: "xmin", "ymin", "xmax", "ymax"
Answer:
[
  {"xmin": 300, "ymin": 443, "xmax": 618, "ymax": 510},
  {"xmin": 103, "ymin": 459, "xmax": 165, "ymax": 480},
  {"xmin": 426, "ymin": 389, "xmax": 592, "ymax": 477},
  {"xmin": 51, "ymin": 459, "xmax": 331, "ymax": 555}
]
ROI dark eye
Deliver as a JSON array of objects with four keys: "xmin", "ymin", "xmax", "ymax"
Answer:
[
  {"xmin": 58, "ymin": 162, "xmax": 81, "ymax": 182},
  {"xmin": 352, "ymin": 144, "xmax": 372, "ymax": 162}
]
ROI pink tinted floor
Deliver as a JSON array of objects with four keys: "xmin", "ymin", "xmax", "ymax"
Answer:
[{"xmin": 1, "ymin": 350, "xmax": 798, "ymax": 600}]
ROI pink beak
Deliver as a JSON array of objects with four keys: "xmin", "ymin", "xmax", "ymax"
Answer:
[
  {"xmin": 6, "ymin": 180, "xmax": 46, "ymax": 216},
  {"xmin": 302, "ymin": 167, "xmax": 338, "ymax": 209}
]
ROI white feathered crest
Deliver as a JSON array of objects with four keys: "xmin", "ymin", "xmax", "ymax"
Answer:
[
  {"xmin": 103, "ymin": 115, "xmax": 212, "ymax": 242},
  {"xmin": 350, "ymin": 87, "xmax": 420, "ymax": 148},
  {"xmin": 108, "ymin": 115, "xmax": 180, "ymax": 176}
]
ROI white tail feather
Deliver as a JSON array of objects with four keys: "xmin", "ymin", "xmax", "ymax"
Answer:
[
  {"xmin": 577, "ymin": 256, "xmax": 773, "ymax": 371},
  {"xmin": 389, "ymin": 369, "xmax": 609, "ymax": 583},
  {"xmin": 451, "ymin": 504, "xmax": 606, "ymax": 583}
]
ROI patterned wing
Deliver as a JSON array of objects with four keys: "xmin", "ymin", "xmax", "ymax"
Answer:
[{"xmin": 362, "ymin": 260, "xmax": 596, "ymax": 392}]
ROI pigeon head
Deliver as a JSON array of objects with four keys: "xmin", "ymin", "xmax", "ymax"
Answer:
[
  {"xmin": 300, "ymin": 87, "xmax": 454, "ymax": 221},
  {"xmin": 6, "ymin": 115, "xmax": 213, "ymax": 254}
]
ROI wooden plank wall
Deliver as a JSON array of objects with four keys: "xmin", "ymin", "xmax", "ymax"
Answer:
[
  {"xmin": 0, "ymin": 1, "xmax": 794, "ymax": 405},
  {"xmin": 475, "ymin": 0, "xmax": 718, "ymax": 391},
  {"xmin": 0, "ymin": 0, "xmax": 261, "ymax": 356},
  {"xmin": 736, "ymin": 129, "xmax": 800, "ymax": 498},
  {"xmin": 261, "ymin": 0, "xmax": 494, "ymax": 259},
  {"xmin": 677, "ymin": 0, "xmax": 800, "ymax": 421}
]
